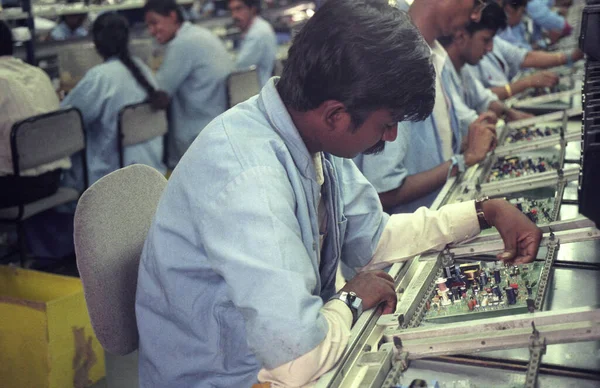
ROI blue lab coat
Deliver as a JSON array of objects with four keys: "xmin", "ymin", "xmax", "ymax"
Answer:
[
  {"xmin": 447, "ymin": 60, "xmax": 499, "ymax": 114},
  {"xmin": 497, "ymin": 23, "xmax": 533, "ymax": 50},
  {"xmin": 60, "ymin": 57, "xmax": 166, "ymax": 193},
  {"xmin": 24, "ymin": 57, "xmax": 165, "ymax": 259},
  {"xmin": 235, "ymin": 16, "xmax": 277, "ymax": 87},
  {"xmin": 156, "ymin": 22, "xmax": 233, "ymax": 168},
  {"xmin": 135, "ymin": 78, "xmax": 388, "ymax": 386},
  {"xmin": 465, "ymin": 36, "xmax": 528, "ymax": 88},
  {"xmin": 50, "ymin": 21, "xmax": 88, "ymax": 40},
  {"xmin": 354, "ymin": 59, "xmax": 468, "ymax": 214}
]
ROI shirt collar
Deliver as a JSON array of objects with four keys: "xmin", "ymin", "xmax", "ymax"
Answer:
[
  {"xmin": 430, "ymin": 40, "xmax": 449, "ymax": 73},
  {"xmin": 258, "ymin": 77, "xmax": 317, "ymax": 181}
]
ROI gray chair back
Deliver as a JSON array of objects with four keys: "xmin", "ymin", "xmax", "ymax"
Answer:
[
  {"xmin": 118, "ymin": 102, "xmax": 168, "ymax": 167},
  {"xmin": 73, "ymin": 164, "xmax": 167, "ymax": 355},
  {"xmin": 11, "ymin": 107, "xmax": 85, "ymax": 175},
  {"xmin": 227, "ymin": 66, "xmax": 260, "ymax": 108}
]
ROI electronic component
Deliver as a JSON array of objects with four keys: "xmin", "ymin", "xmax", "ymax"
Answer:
[{"xmin": 487, "ymin": 156, "xmax": 560, "ymax": 182}]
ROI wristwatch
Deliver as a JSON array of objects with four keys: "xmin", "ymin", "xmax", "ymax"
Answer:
[
  {"xmin": 475, "ymin": 196, "xmax": 492, "ymax": 230},
  {"xmin": 329, "ymin": 291, "xmax": 363, "ymax": 325}
]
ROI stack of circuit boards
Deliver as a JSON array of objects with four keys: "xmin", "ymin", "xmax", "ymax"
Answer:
[
  {"xmin": 487, "ymin": 156, "xmax": 560, "ymax": 182},
  {"xmin": 502, "ymin": 125, "xmax": 562, "ymax": 145}
]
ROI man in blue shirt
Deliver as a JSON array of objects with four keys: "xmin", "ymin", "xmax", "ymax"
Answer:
[
  {"xmin": 441, "ymin": 1, "xmax": 533, "ymax": 121},
  {"xmin": 144, "ymin": 0, "xmax": 233, "ymax": 168},
  {"xmin": 135, "ymin": 0, "xmax": 542, "ymax": 386},
  {"xmin": 50, "ymin": 14, "xmax": 88, "ymax": 41},
  {"xmin": 355, "ymin": 0, "xmax": 497, "ymax": 214},
  {"xmin": 229, "ymin": 0, "xmax": 277, "ymax": 86}
]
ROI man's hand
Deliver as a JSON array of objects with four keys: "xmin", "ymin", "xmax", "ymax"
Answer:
[
  {"xmin": 463, "ymin": 115, "xmax": 497, "ymax": 167},
  {"xmin": 341, "ymin": 270, "xmax": 397, "ymax": 314},
  {"xmin": 525, "ymin": 71, "xmax": 560, "ymax": 89},
  {"xmin": 505, "ymin": 108, "xmax": 534, "ymax": 122},
  {"xmin": 571, "ymin": 48, "xmax": 584, "ymax": 62},
  {"xmin": 481, "ymin": 199, "xmax": 543, "ymax": 265}
]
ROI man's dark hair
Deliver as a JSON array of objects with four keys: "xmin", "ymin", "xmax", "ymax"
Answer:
[
  {"xmin": 503, "ymin": 0, "xmax": 528, "ymax": 9},
  {"xmin": 143, "ymin": 0, "xmax": 184, "ymax": 23},
  {"xmin": 230, "ymin": 0, "xmax": 260, "ymax": 11},
  {"xmin": 0, "ymin": 21, "xmax": 14, "ymax": 56},
  {"xmin": 439, "ymin": 1, "xmax": 507, "ymax": 47},
  {"xmin": 277, "ymin": 0, "xmax": 435, "ymax": 127}
]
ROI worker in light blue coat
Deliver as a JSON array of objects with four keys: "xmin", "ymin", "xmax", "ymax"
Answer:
[
  {"xmin": 135, "ymin": 1, "xmax": 543, "ymax": 386},
  {"xmin": 354, "ymin": 56, "xmax": 494, "ymax": 214},
  {"xmin": 467, "ymin": 35, "xmax": 528, "ymax": 88},
  {"xmin": 144, "ymin": 0, "xmax": 233, "ymax": 168},
  {"xmin": 25, "ymin": 13, "xmax": 167, "ymax": 260},
  {"xmin": 527, "ymin": 0, "xmax": 569, "ymax": 45},
  {"xmin": 50, "ymin": 14, "xmax": 89, "ymax": 40},
  {"xmin": 61, "ymin": 13, "xmax": 167, "ymax": 193},
  {"xmin": 229, "ymin": 0, "xmax": 277, "ymax": 86}
]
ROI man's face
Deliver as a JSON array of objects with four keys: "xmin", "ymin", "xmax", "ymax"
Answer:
[
  {"xmin": 463, "ymin": 29, "xmax": 495, "ymax": 65},
  {"xmin": 505, "ymin": 5, "xmax": 526, "ymax": 27},
  {"xmin": 438, "ymin": 0, "xmax": 484, "ymax": 36},
  {"xmin": 145, "ymin": 10, "xmax": 179, "ymax": 44},
  {"xmin": 328, "ymin": 109, "xmax": 398, "ymax": 159},
  {"xmin": 65, "ymin": 14, "xmax": 86, "ymax": 30},
  {"xmin": 229, "ymin": 0, "xmax": 256, "ymax": 33}
]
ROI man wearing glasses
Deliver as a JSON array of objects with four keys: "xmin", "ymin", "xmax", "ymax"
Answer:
[{"xmin": 355, "ymin": 0, "xmax": 496, "ymax": 215}]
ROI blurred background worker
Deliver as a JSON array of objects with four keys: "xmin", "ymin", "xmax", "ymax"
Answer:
[
  {"xmin": 144, "ymin": 0, "xmax": 233, "ymax": 169},
  {"xmin": 50, "ymin": 13, "xmax": 89, "ymax": 40},
  {"xmin": 0, "ymin": 21, "xmax": 71, "ymax": 208},
  {"xmin": 24, "ymin": 13, "xmax": 168, "ymax": 261},
  {"xmin": 229, "ymin": 0, "xmax": 277, "ymax": 86}
]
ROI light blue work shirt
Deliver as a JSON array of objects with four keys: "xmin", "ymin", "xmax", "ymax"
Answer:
[
  {"xmin": 497, "ymin": 23, "xmax": 532, "ymax": 50},
  {"xmin": 60, "ymin": 57, "xmax": 166, "ymax": 192},
  {"xmin": 24, "ymin": 57, "xmax": 166, "ymax": 260},
  {"xmin": 135, "ymin": 78, "xmax": 388, "ymax": 386},
  {"xmin": 49, "ymin": 21, "xmax": 88, "ymax": 40},
  {"xmin": 354, "ymin": 59, "xmax": 466, "ymax": 214},
  {"xmin": 157, "ymin": 22, "xmax": 233, "ymax": 168},
  {"xmin": 527, "ymin": 0, "xmax": 565, "ymax": 31},
  {"xmin": 447, "ymin": 60, "xmax": 499, "ymax": 114},
  {"xmin": 527, "ymin": 0, "xmax": 566, "ymax": 46},
  {"xmin": 235, "ymin": 16, "xmax": 277, "ymax": 87},
  {"xmin": 466, "ymin": 36, "xmax": 528, "ymax": 88}
]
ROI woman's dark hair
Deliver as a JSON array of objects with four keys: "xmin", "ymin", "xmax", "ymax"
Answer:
[
  {"xmin": 92, "ymin": 13, "xmax": 169, "ymax": 110},
  {"xmin": 277, "ymin": 0, "xmax": 435, "ymax": 127},
  {"xmin": 143, "ymin": 0, "xmax": 184, "ymax": 23},
  {"xmin": 0, "ymin": 21, "xmax": 14, "ymax": 56}
]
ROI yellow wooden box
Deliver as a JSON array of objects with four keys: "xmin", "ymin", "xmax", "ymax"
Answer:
[{"xmin": 0, "ymin": 265, "xmax": 105, "ymax": 388}]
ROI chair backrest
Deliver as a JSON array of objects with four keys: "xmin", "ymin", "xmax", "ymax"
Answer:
[
  {"xmin": 118, "ymin": 102, "xmax": 168, "ymax": 168},
  {"xmin": 227, "ymin": 66, "xmax": 261, "ymax": 108},
  {"xmin": 73, "ymin": 164, "xmax": 167, "ymax": 355},
  {"xmin": 11, "ymin": 107, "xmax": 85, "ymax": 175},
  {"xmin": 57, "ymin": 42, "xmax": 103, "ymax": 81}
]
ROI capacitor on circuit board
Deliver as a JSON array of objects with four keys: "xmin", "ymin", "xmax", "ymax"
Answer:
[
  {"xmin": 479, "ymin": 271, "xmax": 488, "ymax": 286},
  {"xmin": 493, "ymin": 268, "xmax": 501, "ymax": 284},
  {"xmin": 505, "ymin": 287, "xmax": 517, "ymax": 305}
]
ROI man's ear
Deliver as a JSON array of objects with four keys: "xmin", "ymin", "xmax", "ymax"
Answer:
[{"xmin": 320, "ymin": 100, "xmax": 352, "ymax": 134}]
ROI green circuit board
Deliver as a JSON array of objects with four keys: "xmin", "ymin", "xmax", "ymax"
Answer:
[
  {"xmin": 423, "ymin": 261, "xmax": 543, "ymax": 324},
  {"xmin": 508, "ymin": 196, "xmax": 555, "ymax": 224}
]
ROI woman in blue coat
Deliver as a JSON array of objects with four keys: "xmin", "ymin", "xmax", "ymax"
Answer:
[{"xmin": 26, "ymin": 12, "xmax": 168, "ymax": 260}]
